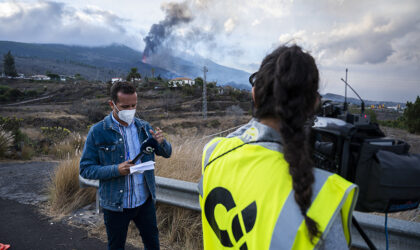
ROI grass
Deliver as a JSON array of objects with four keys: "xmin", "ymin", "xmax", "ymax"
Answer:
[
  {"xmin": 49, "ymin": 132, "xmax": 86, "ymax": 159},
  {"xmin": 47, "ymin": 155, "xmax": 96, "ymax": 216},
  {"xmin": 155, "ymin": 135, "xmax": 207, "ymax": 182}
]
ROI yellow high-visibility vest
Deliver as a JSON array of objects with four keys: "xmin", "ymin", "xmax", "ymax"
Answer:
[{"xmin": 199, "ymin": 121, "xmax": 358, "ymax": 250}]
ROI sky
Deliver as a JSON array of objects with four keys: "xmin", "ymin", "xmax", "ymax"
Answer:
[{"xmin": 0, "ymin": 0, "xmax": 419, "ymax": 103}]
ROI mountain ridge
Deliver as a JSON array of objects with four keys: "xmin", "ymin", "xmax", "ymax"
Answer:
[{"xmin": 0, "ymin": 41, "xmax": 250, "ymax": 87}]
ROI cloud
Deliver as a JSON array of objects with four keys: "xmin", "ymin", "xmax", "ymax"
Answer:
[
  {"xmin": 278, "ymin": 8, "xmax": 420, "ymax": 66},
  {"xmin": 224, "ymin": 18, "xmax": 236, "ymax": 33},
  {"xmin": 0, "ymin": 1, "xmax": 137, "ymax": 47}
]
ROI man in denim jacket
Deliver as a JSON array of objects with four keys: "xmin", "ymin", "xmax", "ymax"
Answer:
[{"xmin": 80, "ymin": 81, "xmax": 172, "ymax": 250}]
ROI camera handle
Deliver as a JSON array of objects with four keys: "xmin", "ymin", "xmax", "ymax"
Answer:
[{"xmin": 352, "ymin": 216, "xmax": 377, "ymax": 250}]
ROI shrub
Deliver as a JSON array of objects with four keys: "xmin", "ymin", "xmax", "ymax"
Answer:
[
  {"xmin": 0, "ymin": 127, "xmax": 14, "ymax": 158},
  {"xmin": 207, "ymin": 119, "xmax": 221, "ymax": 128},
  {"xmin": 21, "ymin": 144, "xmax": 35, "ymax": 160},
  {"xmin": 404, "ymin": 96, "xmax": 420, "ymax": 134},
  {"xmin": 75, "ymin": 99, "xmax": 108, "ymax": 123},
  {"xmin": 41, "ymin": 126, "xmax": 71, "ymax": 144},
  {"xmin": 0, "ymin": 116, "xmax": 27, "ymax": 151},
  {"xmin": 0, "ymin": 116, "xmax": 22, "ymax": 134}
]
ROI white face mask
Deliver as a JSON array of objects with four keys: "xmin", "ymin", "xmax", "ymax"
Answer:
[{"xmin": 113, "ymin": 101, "xmax": 136, "ymax": 125}]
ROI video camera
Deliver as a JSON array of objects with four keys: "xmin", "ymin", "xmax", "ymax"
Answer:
[{"xmin": 312, "ymin": 79, "xmax": 420, "ymax": 214}]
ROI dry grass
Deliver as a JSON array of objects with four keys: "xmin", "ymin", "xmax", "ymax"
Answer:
[
  {"xmin": 47, "ymin": 155, "xmax": 96, "ymax": 216},
  {"xmin": 49, "ymin": 133, "xmax": 85, "ymax": 159},
  {"xmin": 156, "ymin": 204, "xmax": 202, "ymax": 250},
  {"xmin": 155, "ymin": 134, "xmax": 207, "ymax": 182}
]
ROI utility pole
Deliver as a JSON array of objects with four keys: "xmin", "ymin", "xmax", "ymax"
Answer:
[
  {"xmin": 344, "ymin": 68, "xmax": 348, "ymax": 111},
  {"xmin": 202, "ymin": 66, "xmax": 208, "ymax": 119}
]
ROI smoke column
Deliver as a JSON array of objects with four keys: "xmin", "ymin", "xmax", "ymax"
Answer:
[{"xmin": 142, "ymin": 2, "xmax": 192, "ymax": 61}]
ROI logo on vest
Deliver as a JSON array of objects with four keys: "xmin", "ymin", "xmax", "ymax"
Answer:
[
  {"xmin": 241, "ymin": 127, "xmax": 258, "ymax": 142},
  {"xmin": 204, "ymin": 187, "xmax": 257, "ymax": 249}
]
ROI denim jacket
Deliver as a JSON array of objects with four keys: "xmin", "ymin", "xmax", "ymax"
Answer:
[{"xmin": 80, "ymin": 113, "xmax": 172, "ymax": 211}]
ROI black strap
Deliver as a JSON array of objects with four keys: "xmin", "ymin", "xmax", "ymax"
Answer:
[
  {"xmin": 352, "ymin": 216, "xmax": 377, "ymax": 250},
  {"xmin": 205, "ymin": 140, "xmax": 282, "ymax": 170}
]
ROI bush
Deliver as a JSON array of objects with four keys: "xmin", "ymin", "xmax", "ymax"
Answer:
[
  {"xmin": 21, "ymin": 144, "xmax": 35, "ymax": 160},
  {"xmin": 0, "ymin": 116, "xmax": 22, "ymax": 133},
  {"xmin": 0, "ymin": 116, "xmax": 27, "ymax": 151},
  {"xmin": 207, "ymin": 119, "xmax": 221, "ymax": 128},
  {"xmin": 0, "ymin": 127, "xmax": 14, "ymax": 158},
  {"xmin": 73, "ymin": 99, "xmax": 108, "ymax": 123},
  {"xmin": 41, "ymin": 126, "xmax": 71, "ymax": 144},
  {"xmin": 404, "ymin": 96, "xmax": 420, "ymax": 134}
]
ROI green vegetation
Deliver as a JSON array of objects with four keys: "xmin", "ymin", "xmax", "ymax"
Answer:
[
  {"xmin": 0, "ymin": 85, "xmax": 40, "ymax": 102},
  {"xmin": 372, "ymin": 96, "xmax": 420, "ymax": 134},
  {"xmin": 0, "ymin": 116, "xmax": 32, "ymax": 158},
  {"xmin": 46, "ymin": 72, "xmax": 60, "ymax": 81},
  {"xmin": 0, "ymin": 127, "xmax": 14, "ymax": 158},
  {"xmin": 41, "ymin": 126, "xmax": 71, "ymax": 144},
  {"xmin": 404, "ymin": 96, "xmax": 420, "ymax": 134},
  {"xmin": 126, "ymin": 67, "xmax": 141, "ymax": 82},
  {"xmin": 378, "ymin": 117, "xmax": 406, "ymax": 130},
  {"xmin": 3, "ymin": 50, "xmax": 17, "ymax": 77}
]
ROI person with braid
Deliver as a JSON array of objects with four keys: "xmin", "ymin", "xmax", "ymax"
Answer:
[{"xmin": 199, "ymin": 45, "xmax": 358, "ymax": 249}]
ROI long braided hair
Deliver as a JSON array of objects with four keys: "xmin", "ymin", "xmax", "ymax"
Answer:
[{"xmin": 253, "ymin": 45, "xmax": 320, "ymax": 241}]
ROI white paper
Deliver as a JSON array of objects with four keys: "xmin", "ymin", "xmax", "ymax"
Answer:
[{"xmin": 130, "ymin": 161, "xmax": 155, "ymax": 174}]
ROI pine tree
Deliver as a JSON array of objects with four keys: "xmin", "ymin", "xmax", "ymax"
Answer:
[{"xmin": 3, "ymin": 51, "xmax": 18, "ymax": 77}]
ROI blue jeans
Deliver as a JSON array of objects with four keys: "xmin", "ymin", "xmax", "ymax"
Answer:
[{"xmin": 103, "ymin": 198, "xmax": 159, "ymax": 250}]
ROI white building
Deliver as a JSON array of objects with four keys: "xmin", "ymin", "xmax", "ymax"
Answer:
[
  {"xmin": 169, "ymin": 77, "xmax": 195, "ymax": 87},
  {"xmin": 59, "ymin": 75, "xmax": 67, "ymax": 82},
  {"xmin": 112, "ymin": 77, "xmax": 123, "ymax": 83},
  {"xmin": 31, "ymin": 75, "xmax": 51, "ymax": 81}
]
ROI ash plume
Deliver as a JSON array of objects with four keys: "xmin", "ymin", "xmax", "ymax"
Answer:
[{"xmin": 143, "ymin": 2, "xmax": 193, "ymax": 59}]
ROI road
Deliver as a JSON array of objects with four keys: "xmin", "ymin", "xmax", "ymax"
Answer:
[{"xmin": 0, "ymin": 161, "xmax": 109, "ymax": 249}]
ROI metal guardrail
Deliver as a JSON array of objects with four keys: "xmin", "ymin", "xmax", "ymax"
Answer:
[
  {"xmin": 78, "ymin": 175, "xmax": 200, "ymax": 212},
  {"xmin": 79, "ymin": 175, "xmax": 420, "ymax": 249}
]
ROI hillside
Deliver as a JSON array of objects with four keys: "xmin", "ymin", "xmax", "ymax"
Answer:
[
  {"xmin": 0, "ymin": 79, "xmax": 252, "ymax": 134},
  {"xmin": 323, "ymin": 93, "xmax": 406, "ymax": 107},
  {"xmin": 0, "ymin": 41, "xmax": 175, "ymax": 81},
  {"xmin": 0, "ymin": 41, "xmax": 251, "ymax": 88}
]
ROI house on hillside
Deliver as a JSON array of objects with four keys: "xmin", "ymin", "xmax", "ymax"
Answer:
[
  {"xmin": 31, "ymin": 75, "xmax": 51, "ymax": 81},
  {"xmin": 216, "ymin": 86, "xmax": 224, "ymax": 95},
  {"xmin": 111, "ymin": 77, "xmax": 123, "ymax": 83},
  {"xmin": 169, "ymin": 77, "xmax": 195, "ymax": 87}
]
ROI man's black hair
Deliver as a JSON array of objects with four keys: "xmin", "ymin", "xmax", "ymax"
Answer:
[{"xmin": 110, "ymin": 81, "xmax": 136, "ymax": 103}]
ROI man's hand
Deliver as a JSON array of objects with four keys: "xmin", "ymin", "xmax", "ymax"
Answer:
[
  {"xmin": 118, "ymin": 160, "xmax": 134, "ymax": 176},
  {"xmin": 150, "ymin": 127, "xmax": 165, "ymax": 144}
]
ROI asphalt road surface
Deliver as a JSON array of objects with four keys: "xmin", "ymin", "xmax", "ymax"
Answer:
[{"xmin": 0, "ymin": 161, "xmax": 109, "ymax": 249}]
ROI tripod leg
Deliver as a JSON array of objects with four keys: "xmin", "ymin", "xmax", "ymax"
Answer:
[{"xmin": 352, "ymin": 216, "xmax": 377, "ymax": 250}]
